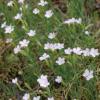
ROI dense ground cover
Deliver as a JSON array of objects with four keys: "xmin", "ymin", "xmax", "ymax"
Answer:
[{"xmin": 0, "ymin": 0, "xmax": 100, "ymax": 100}]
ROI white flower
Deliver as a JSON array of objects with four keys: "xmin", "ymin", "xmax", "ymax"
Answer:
[
  {"xmin": 89, "ymin": 48, "xmax": 99, "ymax": 57},
  {"xmin": 14, "ymin": 13, "xmax": 22, "ymax": 20},
  {"xmin": 72, "ymin": 47, "xmax": 83, "ymax": 55},
  {"xmin": 48, "ymin": 97, "xmax": 54, "ymax": 100},
  {"xmin": 22, "ymin": 93, "xmax": 30, "ymax": 100},
  {"xmin": 12, "ymin": 77, "xmax": 18, "ymax": 84},
  {"xmin": 18, "ymin": 0, "xmax": 24, "ymax": 4},
  {"xmin": 4, "ymin": 25, "xmax": 14, "ymax": 34},
  {"xmin": 64, "ymin": 18, "xmax": 82, "ymax": 24},
  {"xmin": 44, "ymin": 43, "xmax": 64, "ymax": 50},
  {"xmin": 83, "ymin": 69, "xmax": 93, "ymax": 81},
  {"xmin": 44, "ymin": 43, "xmax": 52, "ymax": 50},
  {"xmin": 58, "ymin": 43, "xmax": 64, "ymax": 49},
  {"xmin": 39, "ymin": 53, "xmax": 50, "ymax": 61},
  {"xmin": 26, "ymin": 30, "xmax": 36, "ymax": 37},
  {"xmin": 38, "ymin": 0, "xmax": 48, "ymax": 6},
  {"xmin": 64, "ymin": 48, "xmax": 72, "ymax": 54},
  {"xmin": 33, "ymin": 96, "xmax": 40, "ymax": 100},
  {"xmin": 45, "ymin": 10, "xmax": 53, "ymax": 18},
  {"xmin": 85, "ymin": 31, "xmax": 90, "ymax": 35},
  {"xmin": 56, "ymin": 57, "xmax": 65, "ymax": 65},
  {"xmin": 6, "ymin": 38, "xmax": 13, "ymax": 43},
  {"xmin": 64, "ymin": 47, "xmax": 99, "ymax": 57},
  {"xmin": 53, "ymin": 43, "xmax": 64, "ymax": 50},
  {"xmin": 7, "ymin": 1, "xmax": 13, "ymax": 7},
  {"xmin": 19, "ymin": 39, "xmax": 30, "ymax": 48},
  {"xmin": 37, "ymin": 75, "xmax": 50, "ymax": 88},
  {"xmin": 48, "ymin": 32, "xmax": 56, "ymax": 39},
  {"xmin": 14, "ymin": 45, "xmax": 21, "ymax": 54},
  {"xmin": 55, "ymin": 76, "xmax": 62, "ymax": 83},
  {"xmin": 1, "ymin": 22, "xmax": 7, "ymax": 28},
  {"xmin": 33, "ymin": 8, "xmax": 40, "ymax": 14},
  {"xmin": 82, "ymin": 48, "xmax": 90, "ymax": 56}
]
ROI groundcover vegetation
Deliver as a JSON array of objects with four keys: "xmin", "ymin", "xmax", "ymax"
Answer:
[{"xmin": 0, "ymin": 0, "xmax": 100, "ymax": 100}]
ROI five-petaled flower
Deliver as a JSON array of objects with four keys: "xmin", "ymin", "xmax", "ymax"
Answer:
[
  {"xmin": 19, "ymin": 39, "xmax": 30, "ymax": 48},
  {"xmin": 14, "ymin": 13, "xmax": 22, "ymax": 20},
  {"xmin": 14, "ymin": 45, "xmax": 21, "ymax": 54},
  {"xmin": 45, "ymin": 10, "xmax": 53, "ymax": 18},
  {"xmin": 55, "ymin": 76, "xmax": 62, "ymax": 83},
  {"xmin": 33, "ymin": 96, "xmax": 40, "ymax": 100},
  {"xmin": 39, "ymin": 53, "xmax": 50, "ymax": 61},
  {"xmin": 12, "ymin": 77, "xmax": 18, "ymax": 84},
  {"xmin": 38, "ymin": 0, "xmax": 48, "ymax": 6},
  {"xmin": 48, "ymin": 97, "xmax": 54, "ymax": 100},
  {"xmin": 37, "ymin": 75, "xmax": 50, "ymax": 88},
  {"xmin": 22, "ymin": 93, "xmax": 30, "ymax": 100},
  {"xmin": 26, "ymin": 30, "xmax": 36, "ymax": 37},
  {"xmin": 48, "ymin": 32, "xmax": 57, "ymax": 39},
  {"xmin": 56, "ymin": 57, "xmax": 65, "ymax": 65},
  {"xmin": 83, "ymin": 69, "xmax": 94, "ymax": 81},
  {"xmin": 4, "ymin": 25, "xmax": 14, "ymax": 34},
  {"xmin": 33, "ymin": 8, "xmax": 40, "ymax": 14}
]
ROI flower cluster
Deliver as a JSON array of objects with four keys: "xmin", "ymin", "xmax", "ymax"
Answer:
[
  {"xmin": 1, "ymin": 22, "xmax": 14, "ymax": 34},
  {"xmin": 14, "ymin": 39, "xmax": 30, "ymax": 54},
  {"xmin": 37, "ymin": 74, "xmax": 62, "ymax": 88},
  {"xmin": 33, "ymin": 0, "xmax": 53, "ymax": 18},
  {"xmin": 22, "ymin": 93, "xmax": 54, "ymax": 100},
  {"xmin": 64, "ymin": 47, "xmax": 99, "ymax": 57}
]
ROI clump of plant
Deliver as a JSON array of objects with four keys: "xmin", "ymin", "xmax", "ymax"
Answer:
[{"xmin": 0, "ymin": 0, "xmax": 100, "ymax": 100}]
